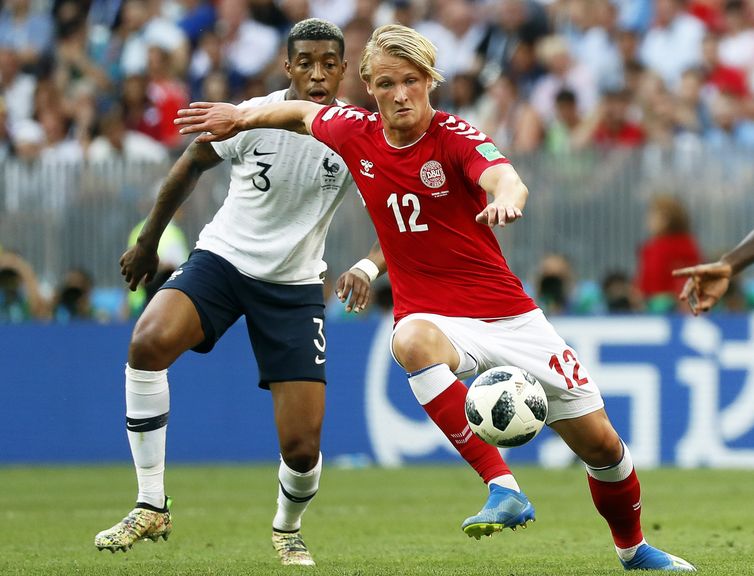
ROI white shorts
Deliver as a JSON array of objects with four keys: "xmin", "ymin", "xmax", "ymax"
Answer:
[{"xmin": 391, "ymin": 309, "xmax": 604, "ymax": 424}]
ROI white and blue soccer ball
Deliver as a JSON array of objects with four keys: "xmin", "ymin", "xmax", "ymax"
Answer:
[{"xmin": 465, "ymin": 366, "xmax": 548, "ymax": 448}]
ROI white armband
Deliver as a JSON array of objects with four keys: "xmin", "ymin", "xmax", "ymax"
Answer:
[{"xmin": 350, "ymin": 258, "xmax": 379, "ymax": 282}]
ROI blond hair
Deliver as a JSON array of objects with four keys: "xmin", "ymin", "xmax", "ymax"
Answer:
[{"xmin": 359, "ymin": 24, "xmax": 444, "ymax": 89}]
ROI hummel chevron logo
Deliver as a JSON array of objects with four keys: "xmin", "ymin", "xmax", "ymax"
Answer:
[
  {"xmin": 253, "ymin": 146, "xmax": 275, "ymax": 156},
  {"xmin": 450, "ymin": 425, "xmax": 473, "ymax": 445}
]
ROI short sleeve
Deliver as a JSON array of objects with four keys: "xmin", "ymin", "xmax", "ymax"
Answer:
[
  {"xmin": 310, "ymin": 104, "xmax": 372, "ymax": 155},
  {"xmin": 439, "ymin": 115, "xmax": 510, "ymax": 185},
  {"xmin": 210, "ymin": 131, "xmax": 246, "ymax": 160}
]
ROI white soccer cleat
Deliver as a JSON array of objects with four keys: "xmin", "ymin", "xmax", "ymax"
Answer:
[{"xmin": 272, "ymin": 529, "xmax": 316, "ymax": 566}]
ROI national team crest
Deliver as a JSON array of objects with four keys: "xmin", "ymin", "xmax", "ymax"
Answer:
[{"xmin": 419, "ymin": 160, "xmax": 446, "ymax": 189}]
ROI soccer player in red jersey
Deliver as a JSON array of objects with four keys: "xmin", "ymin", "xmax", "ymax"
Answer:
[{"xmin": 175, "ymin": 24, "xmax": 695, "ymax": 572}]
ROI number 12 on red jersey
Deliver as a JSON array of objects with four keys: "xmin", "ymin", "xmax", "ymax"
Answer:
[{"xmin": 387, "ymin": 193, "xmax": 429, "ymax": 233}]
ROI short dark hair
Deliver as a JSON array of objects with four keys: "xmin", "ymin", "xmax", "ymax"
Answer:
[{"xmin": 287, "ymin": 18, "xmax": 344, "ymax": 60}]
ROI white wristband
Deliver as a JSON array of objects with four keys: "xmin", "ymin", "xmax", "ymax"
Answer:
[{"xmin": 350, "ymin": 258, "xmax": 379, "ymax": 282}]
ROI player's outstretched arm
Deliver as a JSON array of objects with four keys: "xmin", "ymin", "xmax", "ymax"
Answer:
[
  {"xmin": 672, "ymin": 228, "xmax": 754, "ymax": 315},
  {"xmin": 174, "ymin": 101, "xmax": 323, "ymax": 143},
  {"xmin": 476, "ymin": 163, "xmax": 529, "ymax": 227},
  {"xmin": 120, "ymin": 142, "xmax": 222, "ymax": 291},
  {"xmin": 337, "ymin": 240, "xmax": 387, "ymax": 313}
]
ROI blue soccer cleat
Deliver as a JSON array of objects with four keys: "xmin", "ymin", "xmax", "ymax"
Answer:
[
  {"xmin": 461, "ymin": 485, "xmax": 535, "ymax": 539},
  {"xmin": 620, "ymin": 543, "xmax": 696, "ymax": 571}
]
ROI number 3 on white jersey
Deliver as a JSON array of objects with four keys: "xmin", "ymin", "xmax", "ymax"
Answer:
[{"xmin": 387, "ymin": 193, "xmax": 429, "ymax": 233}]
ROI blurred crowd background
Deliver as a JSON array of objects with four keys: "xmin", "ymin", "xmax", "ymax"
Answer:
[{"xmin": 1, "ymin": 0, "xmax": 754, "ymax": 323}]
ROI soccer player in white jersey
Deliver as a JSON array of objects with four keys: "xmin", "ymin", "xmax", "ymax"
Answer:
[
  {"xmin": 94, "ymin": 19, "xmax": 378, "ymax": 566},
  {"xmin": 175, "ymin": 24, "xmax": 697, "ymax": 572}
]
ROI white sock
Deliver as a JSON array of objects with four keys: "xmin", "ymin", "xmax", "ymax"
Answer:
[
  {"xmin": 125, "ymin": 363, "xmax": 169, "ymax": 509},
  {"xmin": 617, "ymin": 538, "xmax": 647, "ymax": 561},
  {"xmin": 272, "ymin": 452, "xmax": 322, "ymax": 532},
  {"xmin": 406, "ymin": 363, "xmax": 456, "ymax": 405},
  {"xmin": 488, "ymin": 474, "xmax": 521, "ymax": 492}
]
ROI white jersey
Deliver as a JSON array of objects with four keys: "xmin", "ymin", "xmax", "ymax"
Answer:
[{"xmin": 196, "ymin": 90, "xmax": 356, "ymax": 284}]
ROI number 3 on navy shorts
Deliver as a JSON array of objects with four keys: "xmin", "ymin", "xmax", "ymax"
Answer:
[{"xmin": 313, "ymin": 317, "xmax": 326, "ymax": 365}]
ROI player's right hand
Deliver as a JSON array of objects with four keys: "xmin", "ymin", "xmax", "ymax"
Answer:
[
  {"xmin": 672, "ymin": 261, "xmax": 732, "ymax": 315},
  {"xmin": 336, "ymin": 269, "xmax": 371, "ymax": 313},
  {"xmin": 175, "ymin": 102, "xmax": 241, "ymax": 143},
  {"xmin": 119, "ymin": 245, "xmax": 159, "ymax": 291}
]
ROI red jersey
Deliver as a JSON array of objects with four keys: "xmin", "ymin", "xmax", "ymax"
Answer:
[
  {"xmin": 311, "ymin": 105, "xmax": 536, "ymax": 322},
  {"xmin": 636, "ymin": 233, "xmax": 702, "ymax": 297}
]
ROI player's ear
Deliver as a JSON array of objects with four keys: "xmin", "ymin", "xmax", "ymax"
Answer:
[
  {"xmin": 364, "ymin": 80, "xmax": 373, "ymax": 96},
  {"xmin": 284, "ymin": 60, "xmax": 293, "ymax": 80}
]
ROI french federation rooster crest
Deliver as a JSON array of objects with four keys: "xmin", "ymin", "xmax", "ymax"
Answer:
[{"xmin": 323, "ymin": 157, "xmax": 340, "ymax": 177}]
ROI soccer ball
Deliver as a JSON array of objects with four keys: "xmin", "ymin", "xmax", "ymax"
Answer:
[{"xmin": 464, "ymin": 366, "xmax": 548, "ymax": 448}]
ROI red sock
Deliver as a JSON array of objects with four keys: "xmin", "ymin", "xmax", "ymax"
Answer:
[
  {"xmin": 423, "ymin": 380, "xmax": 511, "ymax": 483},
  {"xmin": 587, "ymin": 469, "xmax": 644, "ymax": 548}
]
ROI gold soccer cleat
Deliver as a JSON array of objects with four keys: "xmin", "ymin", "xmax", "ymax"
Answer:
[
  {"xmin": 272, "ymin": 529, "xmax": 316, "ymax": 566},
  {"xmin": 94, "ymin": 498, "xmax": 172, "ymax": 553}
]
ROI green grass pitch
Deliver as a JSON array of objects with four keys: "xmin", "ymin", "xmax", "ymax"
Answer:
[{"xmin": 1, "ymin": 465, "xmax": 752, "ymax": 575}]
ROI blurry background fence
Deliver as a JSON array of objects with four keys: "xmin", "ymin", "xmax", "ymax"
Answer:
[{"xmin": 1, "ymin": 147, "xmax": 753, "ymax": 293}]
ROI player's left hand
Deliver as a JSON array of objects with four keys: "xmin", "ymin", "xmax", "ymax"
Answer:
[
  {"xmin": 475, "ymin": 203, "xmax": 523, "ymax": 227},
  {"xmin": 336, "ymin": 269, "xmax": 371, "ymax": 313},
  {"xmin": 174, "ymin": 102, "xmax": 241, "ymax": 143}
]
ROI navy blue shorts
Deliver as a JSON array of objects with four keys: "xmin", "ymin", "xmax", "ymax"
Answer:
[{"xmin": 161, "ymin": 249, "xmax": 327, "ymax": 388}]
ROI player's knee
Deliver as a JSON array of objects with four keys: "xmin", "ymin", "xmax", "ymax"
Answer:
[
  {"xmin": 129, "ymin": 323, "xmax": 178, "ymax": 371},
  {"xmin": 581, "ymin": 431, "xmax": 623, "ymax": 468},
  {"xmin": 392, "ymin": 321, "xmax": 449, "ymax": 371},
  {"xmin": 280, "ymin": 435, "xmax": 320, "ymax": 473}
]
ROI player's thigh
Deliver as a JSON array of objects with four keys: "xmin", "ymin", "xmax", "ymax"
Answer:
[
  {"xmin": 132, "ymin": 287, "xmax": 203, "ymax": 347},
  {"xmin": 152, "ymin": 249, "xmax": 245, "ymax": 355},
  {"xmin": 241, "ymin": 279, "xmax": 327, "ymax": 388},
  {"xmin": 390, "ymin": 313, "xmax": 481, "ymax": 377},
  {"xmin": 390, "ymin": 316, "xmax": 461, "ymax": 372},
  {"xmin": 482, "ymin": 309, "xmax": 604, "ymax": 425}
]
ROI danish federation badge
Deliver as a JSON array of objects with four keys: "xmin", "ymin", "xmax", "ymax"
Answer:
[{"xmin": 420, "ymin": 160, "xmax": 446, "ymax": 189}]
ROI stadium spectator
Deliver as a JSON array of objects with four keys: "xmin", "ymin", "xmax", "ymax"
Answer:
[
  {"xmin": 119, "ymin": 0, "xmax": 190, "ymax": 77},
  {"xmin": 144, "ymin": 45, "xmax": 189, "ymax": 149},
  {"xmin": 0, "ymin": 0, "xmax": 54, "ymax": 69},
  {"xmin": 638, "ymin": 0, "xmax": 706, "ymax": 90},
  {"xmin": 534, "ymin": 253, "xmax": 570, "ymax": 313},
  {"xmin": 0, "ymin": 47, "xmax": 36, "ymax": 128},
  {"xmin": 704, "ymin": 91, "xmax": 754, "ymax": 149},
  {"xmin": 674, "ymin": 68, "xmax": 715, "ymax": 139},
  {"xmin": 699, "ymin": 32, "xmax": 749, "ymax": 97},
  {"xmin": 441, "ymin": 72, "xmax": 484, "ymax": 128},
  {"xmin": 717, "ymin": 0, "xmax": 754, "ymax": 90},
  {"xmin": 543, "ymin": 87, "xmax": 584, "ymax": 153},
  {"xmin": 474, "ymin": 0, "xmax": 550, "ymax": 87},
  {"xmin": 477, "ymin": 72, "xmax": 542, "ymax": 153},
  {"xmin": 529, "ymin": 34, "xmax": 598, "ymax": 124},
  {"xmin": 636, "ymin": 195, "xmax": 702, "ymax": 312},
  {"xmin": 601, "ymin": 270, "xmax": 643, "ymax": 313},
  {"xmin": 177, "ymin": 23, "xmax": 697, "ymax": 572},
  {"xmin": 0, "ymin": 249, "xmax": 48, "ymax": 322},
  {"xmin": 87, "ymin": 104, "xmax": 168, "ymax": 162},
  {"xmin": 52, "ymin": 267, "xmax": 95, "ymax": 322},
  {"xmin": 0, "ymin": 95, "xmax": 12, "ymax": 161},
  {"xmin": 577, "ymin": 89, "xmax": 645, "ymax": 149},
  {"xmin": 176, "ymin": 0, "xmax": 217, "ymax": 47},
  {"xmin": 416, "ymin": 0, "xmax": 484, "ymax": 84},
  {"xmin": 94, "ymin": 19, "xmax": 375, "ymax": 569},
  {"xmin": 674, "ymin": 228, "xmax": 754, "ymax": 314},
  {"xmin": 215, "ymin": 0, "xmax": 280, "ymax": 87},
  {"xmin": 615, "ymin": 0, "xmax": 654, "ymax": 33},
  {"xmin": 558, "ymin": 0, "xmax": 623, "ymax": 92}
]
